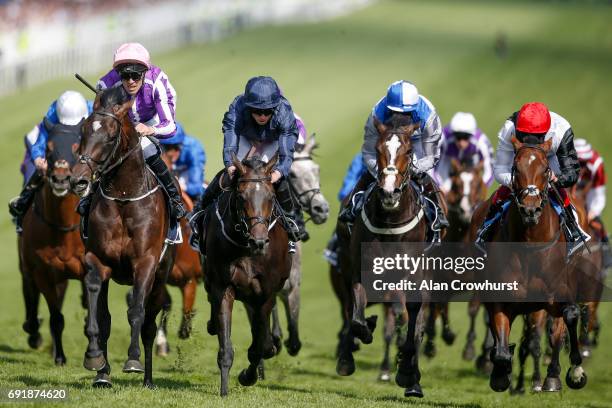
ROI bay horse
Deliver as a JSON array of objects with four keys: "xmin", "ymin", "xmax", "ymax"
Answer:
[
  {"xmin": 336, "ymin": 114, "xmax": 429, "ymax": 397},
  {"xmin": 270, "ymin": 135, "xmax": 329, "ymax": 357},
  {"xmin": 200, "ymin": 153, "xmax": 291, "ymax": 396},
  {"xmin": 424, "ymin": 158, "xmax": 486, "ymax": 359},
  {"xmin": 470, "ymin": 136, "xmax": 588, "ymax": 393},
  {"xmin": 19, "ymin": 124, "xmax": 85, "ymax": 365},
  {"xmin": 71, "ymin": 86, "xmax": 175, "ymax": 388}
]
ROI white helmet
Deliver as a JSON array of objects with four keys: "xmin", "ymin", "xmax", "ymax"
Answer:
[
  {"xmin": 56, "ymin": 91, "xmax": 88, "ymax": 126},
  {"xmin": 449, "ymin": 112, "xmax": 477, "ymax": 136}
]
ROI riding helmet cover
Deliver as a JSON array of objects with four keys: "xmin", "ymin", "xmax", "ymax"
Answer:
[
  {"xmin": 574, "ymin": 138, "xmax": 593, "ymax": 161},
  {"xmin": 244, "ymin": 76, "xmax": 281, "ymax": 110},
  {"xmin": 516, "ymin": 102, "xmax": 551, "ymax": 135},
  {"xmin": 113, "ymin": 42, "xmax": 150, "ymax": 72},
  {"xmin": 449, "ymin": 112, "xmax": 477, "ymax": 136},
  {"xmin": 56, "ymin": 90, "xmax": 89, "ymax": 126},
  {"xmin": 385, "ymin": 80, "xmax": 419, "ymax": 113}
]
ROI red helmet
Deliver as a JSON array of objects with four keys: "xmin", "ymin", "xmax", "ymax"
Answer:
[{"xmin": 516, "ymin": 102, "xmax": 551, "ymax": 134}]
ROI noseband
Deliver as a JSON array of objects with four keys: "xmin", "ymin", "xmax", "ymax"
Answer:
[
  {"xmin": 77, "ymin": 110, "xmax": 141, "ymax": 181},
  {"xmin": 234, "ymin": 175, "xmax": 276, "ymax": 238},
  {"xmin": 511, "ymin": 144, "xmax": 550, "ymax": 214}
]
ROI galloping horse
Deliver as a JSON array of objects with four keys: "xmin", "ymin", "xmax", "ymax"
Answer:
[
  {"xmin": 470, "ymin": 136, "xmax": 587, "ymax": 393},
  {"xmin": 19, "ymin": 125, "xmax": 84, "ymax": 364},
  {"xmin": 200, "ymin": 153, "xmax": 291, "ymax": 396},
  {"xmin": 424, "ymin": 159, "xmax": 486, "ymax": 358},
  {"xmin": 336, "ymin": 114, "xmax": 430, "ymax": 397},
  {"xmin": 271, "ymin": 135, "xmax": 329, "ymax": 357},
  {"xmin": 71, "ymin": 86, "xmax": 175, "ymax": 388}
]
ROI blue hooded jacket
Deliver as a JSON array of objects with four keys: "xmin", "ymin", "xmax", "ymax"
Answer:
[{"xmin": 338, "ymin": 153, "xmax": 366, "ymax": 201}]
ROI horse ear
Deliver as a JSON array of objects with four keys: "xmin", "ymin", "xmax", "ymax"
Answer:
[
  {"xmin": 511, "ymin": 135, "xmax": 523, "ymax": 151},
  {"xmin": 373, "ymin": 116, "xmax": 387, "ymax": 137},
  {"xmin": 112, "ymin": 97, "xmax": 134, "ymax": 118},
  {"xmin": 450, "ymin": 158, "xmax": 462, "ymax": 174},
  {"xmin": 231, "ymin": 152, "xmax": 246, "ymax": 175},
  {"xmin": 542, "ymin": 137, "xmax": 553, "ymax": 153},
  {"xmin": 93, "ymin": 93, "xmax": 102, "ymax": 111},
  {"xmin": 264, "ymin": 152, "xmax": 279, "ymax": 174},
  {"xmin": 304, "ymin": 134, "xmax": 316, "ymax": 154}
]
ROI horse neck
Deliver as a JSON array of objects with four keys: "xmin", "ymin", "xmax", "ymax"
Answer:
[
  {"xmin": 103, "ymin": 132, "xmax": 149, "ymax": 196},
  {"xmin": 507, "ymin": 201, "xmax": 559, "ymax": 242},
  {"xmin": 369, "ymin": 184, "xmax": 419, "ymax": 224},
  {"xmin": 39, "ymin": 182, "xmax": 80, "ymax": 225}
]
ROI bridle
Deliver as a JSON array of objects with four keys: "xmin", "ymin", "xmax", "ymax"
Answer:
[
  {"xmin": 289, "ymin": 155, "xmax": 321, "ymax": 214},
  {"xmin": 511, "ymin": 144, "xmax": 551, "ymax": 215},
  {"xmin": 377, "ymin": 150, "xmax": 413, "ymax": 193},
  {"xmin": 232, "ymin": 175, "xmax": 277, "ymax": 239},
  {"xmin": 77, "ymin": 110, "xmax": 141, "ymax": 182}
]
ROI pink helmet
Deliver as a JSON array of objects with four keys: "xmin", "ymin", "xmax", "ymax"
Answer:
[{"xmin": 113, "ymin": 43, "xmax": 150, "ymax": 69}]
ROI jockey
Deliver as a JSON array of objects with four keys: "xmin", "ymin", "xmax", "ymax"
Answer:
[
  {"xmin": 574, "ymin": 138, "xmax": 611, "ymax": 267},
  {"xmin": 79, "ymin": 42, "xmax": 186, "ymax": 220},
  {"xmin": 158, "ymin": 122, "xmax": 207, "ymax": 202},
  {"xmin": 435, "ymin": 112, "xmax": 494, "ymax": 192},
  {"xmin": 8, "ymin": 90, "xmax": 91, "ymax": 231},
  {"xmin": 476, "ymin": 102, "xmax": 588, "ymax": 255},
  {"xmin": 338, "ymin": 80, "xmax": 449, "ymax": 242},
  {"xmin": 191, "ymin": 76, "xmax": 304, "ymax": 252},
  {"xmin": 324, "ymin": 152, "xmax": 367, "ymax": 265}
]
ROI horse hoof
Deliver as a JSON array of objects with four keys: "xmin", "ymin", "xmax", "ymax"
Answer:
[
  {"xmin": 489, "ymin": 374, "xmax": 511, "ymax": 392},
  {"xmin": 350, "ymin": 320, "xmax": 373, "ymax": 345},
  {"xmin": 156, "ymin": 343, "xmax": 169, "ymax": 357},
  {"xmin": 566, "ymin": 366, "xmax": 587, "ymax": 389},
  {"xmin": 207, "ymin": 320, "xmax": 218, "ymax": 336},
  {"xmin": 336, "ymin": 357, "xmax": 355, "ymax": 376},
  {"xmin": 542, "ymin": 376, "xmax": 562, "ymax": 392},
  {"xmin": 122, "ymin": 359, "xmax": 144, "ymax": 373},
  {"xmin": 489, "ymin": 359, "xmax": 512, "ymax": 392},
  {"xmin": 83, "ymin": 353, "xmax": 106, "ymax": 371},
  {"xmin": 396, "ymin": 370, "xmax": 419, "ymax": 389},
  {"xmin": 442, "ymin": 328, "xmax": 456, "ymax": 345},
  {"xmin": 423, "ymin": 341, "xmax": 436, "ymax": 358},
  {"xmin": 178, "ymin": 326, "xmax": 191, "ymax": 340},
  {"xmin": 257, "ymin": 362, "xmax": 265, "ymax": 381},
  {"xmin": 378, "ymin": 370, "xmax": 391, "ymax": 382},
  {"xmin": 92, "ymin": 373, "xmax": 112, "ymax": 388},
  {"xmin": 143, "ymin": 381, "xmax": 156, "ymax": 390},
  {"xmin": 263, "ymin": 345, "xmax": 277, "ymax": 360},
  {"xmin": 509, "ymin": 385, "xmax": 525, "ymax": 395},
  {"xmin": 27, "ymin": 333, "xmax": 43, "ymax": 350},
  {"xmin": 238, "ymin": 368, "xmax": 257, "ymax": 387},
  {"xmin": 404, "ymin": 383, "xmax": 424, "ymax": 398},
  {"xmin": 284, "ymin": 338, "xmax": 302, "ymax": 357},
  {"xmin": 462, "ymin": 345, "xmax": 475, "ymax": 361},
  {"xmin": 532, "ymin": 382, "xmax": 543, "ymax": 393},
  {"xmin": 55, "ymin": 356, "xmax": 67, "ymax": 366}
]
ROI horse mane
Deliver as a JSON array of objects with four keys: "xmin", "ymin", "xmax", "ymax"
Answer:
[
  {"xmin": 242, "ymin": 156, "xmax": 268, "ymax": 171},
  {"xmin": 97, "ymin": 86, "xmax": 135, "ymax": 151},
  {"xmin": 384, "ymin": 111, "xmax": 419, "ymax": 132}
]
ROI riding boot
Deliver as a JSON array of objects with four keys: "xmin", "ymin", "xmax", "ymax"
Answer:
[
  {"xmin": 338, "ymin": 191, "xmax": 365, "ymax": 223},
  {"xmin": 8, "ymin": 171, "xmax": 44, "ymax": 233},
  {"xmin": 323, "ymin": 232, "xmax": 339, "ymax": 266},
  {"xmin": 275, "ymin": 179, "xmax": 303, "ymax": 252},
  {"xmin": 418, "ymin": 173, "xmax": 449, "ymax": 243},
  {"xmin": 560, "ymin": 206, "xmax": 588, "ymax": 257},
  {"xmin": 475, "ymin": 201, "xmax": 504, "ymax": 248},
  {"xmin": 145, "ymin": 153, "xmax": 186, "ymax": 220},
  {"xmin": 76, "ymin": 181, "xmax": 98, "ymax": 242},
  {"xmin": 294, "ymin": 208, "xmax": 309, "ymax": 242},
  {"xmin": 189, "ymin": 169, "xmax": 226, "ymax": 252}
]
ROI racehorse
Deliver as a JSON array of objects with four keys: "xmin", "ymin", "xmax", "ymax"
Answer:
[
  {"xmin": 200, "ymin": 153, "xmax": 291, "ymax": 396},
  {"xmin": 470, "ymin": 136, "xmax": 588, "ymax": 393},
  {"xmin": 336, "ymin": 114, "xmax": 430, "ymax": 397},
  {"xmin": 71, "ymin": 86, "xmax": 176, "ymax": 388},
  {"xmin": 19, "ymin": 126, "xmax": 84, "ymax": 365},
  {"xmin": 271, "ymin": 135, "xmax": 329, "ymax": 357},
  {"xmin": 424, "ymin": 159, "xmax": 486, "ymax": 358}
]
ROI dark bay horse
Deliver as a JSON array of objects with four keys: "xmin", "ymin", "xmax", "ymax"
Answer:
[
  {"xmin": 71, "ymin": 87, "xmax": 175, "ymax": 388},
  {"xmin": 201, "ymin": 153, "xmax": 291, "ymax": 396},
  {"xmin": 424, "ymin": 159, "xmax": 486, "ymax": 359},
  {"xmin": 19, "ymin": 126, "xmax": 84, "ymax": 364},
  {"xmin": 471, "ymin": 137, "xmax": 588, "ymax": 393},
  {"xmin": 336, "ymin": 115, "xmax": 429, "ymax": 397}
]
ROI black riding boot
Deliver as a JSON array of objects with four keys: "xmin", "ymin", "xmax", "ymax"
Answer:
[
  {"xmin": 276, "ymin": 179, "xmax": 304, "ymax": 253},
  {"xmin": 338, "ymin": 191, "xmax": 365, "ymax": 224},
  {"xmin": 9, "ymin": 171, "xmax": 44, "ymax": 233},
  {"xmin": 189, "ymin": 169, "xmax": 226, "ymax": 252},
  {"xmin": 146, "ymin": 153, "xmax": 186, "ymax": 220},
  {"xmin": 475, "ymin": 201, "xmax": 503, "ymax": 246},
  {"xmin": 418, "ymin": 173, "xmax": 449, "ymax": 243},
  {"xmin": 561, "ymin": 207, "xmax": 588, "ymax": 257}
]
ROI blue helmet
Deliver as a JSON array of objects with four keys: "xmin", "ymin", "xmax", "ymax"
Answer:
[
  {"xmin": 244, "ymin": 76, "xmax": 281, "ymax": 109},
  {"xmin": 385, "ymin": 80, "xmax": 419, "ymax": 113},
  {"xmin": 159, "ymin": 122, "xmax": 185, "ymax": 145}
]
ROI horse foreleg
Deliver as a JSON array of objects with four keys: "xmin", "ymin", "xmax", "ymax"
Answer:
[
  {"xmin": 563, "ymin": 304, "xmax": 587, "ymax": 389},
  {"xmin": 45, "ymin": 279, "xmax": 68, "ymax": 365},
  {"xmin": 239, "ymin": 297, "xmax": 275, "ymax": 388},
  {"xmin": 440, "ymin": 302, "xmax": 456, "ymax": 345},
  {"xmin": 178, "ymin": 278, "xmax": 197, "ymax": 339},
  {"xmin": 271, "ymin": 303, "xmax": 283, "ymax": 355},
  {"xmin": 282, "ymin": 281, "xmax": 302, "ymax": 356},
  {"xmin": 350, "ymin": 282, "xmax": 376, "ymax": 344},
  {"xmin": 142, "ymin": 280, "xmax": 165, "ymax": 389},
  {"xmin": 512, "ymin": 315, "xmax": 530, "ymax": 394},
  {"xmin": 423, "ymin": 303, "xmax": 437, "ymax": 358},
  {"xmin": 83, "ymin": 253, "xmax": 109, "ymax": 372},
  {"xmin": 217, "ymin": 286, "xmax": 235, "ymax": 397},
  {"xmin": 487, "ymin": 305, "xmax": 513, "ymax": 392},
  {"xmin": 463, "ymin": 297, "xmax": 479, "ymax": 361},
  {"xmin": 93, "ymin": 281, "xmax": 112, "ymax": 388},
  {"xmin": 21, "ymin": 272, "xmax": 42, "ymax": 349},
  {"xmin": 396, "ymin": 302, "xmax": 425, "ymax": 398},
  {"xmin": 155, "ymin": 286, "xmax": 171, "ymax": 357},
  {"xmin": 379, "ymin": 303, "xmax": 395, "ymax": 381},
  {"xmin": 476, "ymin": 311, "xmax": 494, "ymax": 375},
  {"xmin": 543, "ymin": 316, "xmax": 565, "ymax": 391}
]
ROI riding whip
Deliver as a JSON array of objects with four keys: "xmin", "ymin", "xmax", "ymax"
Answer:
[{"xmin": 75, "ymin": 73, "xmax": 99, "ymax": 95}]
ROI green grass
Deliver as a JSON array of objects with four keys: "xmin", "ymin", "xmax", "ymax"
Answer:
[{"xmin": 1, "ymin": 0, "xmax": 612, "ymax": 407}]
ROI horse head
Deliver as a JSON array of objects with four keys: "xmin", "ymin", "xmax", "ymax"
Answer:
[
  {"xmin": 373, "ymin": 114, "xmax": 419, "ymax": 211},
  {"xmin": 231, "ymin": 152, "xmax": 278, "ymax": 255},
  {"xmin": 71, "ymin": 87, "xmax": 134, "ymax": 198},
  {"xmin": 44, "ymin": 121, "xmax": 82, "ymax": 197},
  {"xmin": 511, "ymin": 136, "xmax": 553, "ymax": 225},
  {"xmin": 447, "ymin": 158, "xmax": 486, "ymax": 224},
  {"xmin": 289, "ymin": 134, "xmax": 329, "ymax": 224}
]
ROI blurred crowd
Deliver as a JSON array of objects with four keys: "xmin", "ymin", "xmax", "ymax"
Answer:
[{"xmin": 0, "ymin": 0, "xmax": 168, "ymax": 31}]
